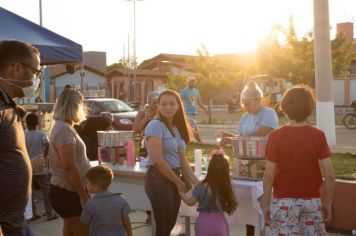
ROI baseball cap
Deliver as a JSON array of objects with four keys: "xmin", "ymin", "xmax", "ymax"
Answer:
[{"xmin": 186, "ymin": 76, "xmax": 196, "ymax": 83}]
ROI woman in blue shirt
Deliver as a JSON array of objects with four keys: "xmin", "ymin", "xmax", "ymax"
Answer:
[
  {"xmin": 144, "ymin": 89, "xmax": 199, "ymax": 236},
  {"xmin": 221, "ymin": 81, "xmax": 279, "ymax": 236}
]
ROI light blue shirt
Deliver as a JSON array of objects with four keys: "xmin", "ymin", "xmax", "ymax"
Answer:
[
  {"xmin": 144, "ymin": 120, "xmax": 186, "ymax": 169},
  {"xmin": 237, "ymin": 107, "xmax": 279, "ymax": 136},
  {"xmin": 180, "ymin": 87, "xmax": 200, "ymax": 115}
]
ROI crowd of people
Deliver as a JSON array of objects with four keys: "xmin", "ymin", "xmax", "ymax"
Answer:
[{"xmin": 0, "ymin": 39, "xmax": 335, "ymax": 236}]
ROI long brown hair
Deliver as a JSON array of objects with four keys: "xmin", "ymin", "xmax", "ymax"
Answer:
[
  {"xmin": 202, "ymin": 154, "xmax": 238, "ymax": 215},
  {"xmin": 157, "ymin": 89, "xmax": 193, "ymax": 143}
]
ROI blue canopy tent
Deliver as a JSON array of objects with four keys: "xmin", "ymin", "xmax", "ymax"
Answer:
[{"xmin": 0, "ymin": 7, "xmax": 83, "ymax": 65}]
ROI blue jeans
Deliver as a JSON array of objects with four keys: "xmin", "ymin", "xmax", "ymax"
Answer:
[{"xmin": 144, "ymin": 166, "xmax": 181, "ymax": 236}]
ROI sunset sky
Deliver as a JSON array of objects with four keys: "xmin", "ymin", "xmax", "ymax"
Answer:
[{"xmin": 1, "ymin": 0, "xmax": 356, "ymax": 65}]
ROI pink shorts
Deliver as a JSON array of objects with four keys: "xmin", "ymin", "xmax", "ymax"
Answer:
[{"xmin": 270, "ymin": 198, "xmax": 326, "ymax": 236}]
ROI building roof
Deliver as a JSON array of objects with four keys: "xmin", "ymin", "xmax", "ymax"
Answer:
[
  {"xmin": 50, "ymin": 64, "xmax": 107, "ymax": 79},
  {"xmin": 138, "ymin": 53, "xmax": 195, "ymax": 70},
  {"xmin": 107, "ymin": 68, "xmax": 168, "ymax": 80}
]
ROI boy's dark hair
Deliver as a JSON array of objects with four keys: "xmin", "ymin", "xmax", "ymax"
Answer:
[
  {"xmin": 203, "ymin": 154, "xmax": 238, "ymax": 215},
  {"xmin": 26, "ymin": 113, "xmax": 39, "ymax": 127},
  {"xmin": 281, "ymin": 84, "xmax": 315, "ymax": 122},
  {"xmin": 85, "ymin": 166, "xmax": 113, "ymax": 190}
]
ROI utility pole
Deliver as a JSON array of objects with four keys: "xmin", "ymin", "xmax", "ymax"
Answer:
[
  {"xmin": 313, "ymin": 0, "xmax": 336, "ymax": 144},
  {"xmin": 126, "ymin": 0, "xmax": 143, "ymax": 102}
]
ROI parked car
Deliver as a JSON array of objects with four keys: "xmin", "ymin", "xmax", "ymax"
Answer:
[{"xmin": 84, "ymin": 98, "xmax": 138, "ymax": 130}]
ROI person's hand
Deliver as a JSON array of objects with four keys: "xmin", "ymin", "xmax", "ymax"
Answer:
[
  {"xmin": 322, "ymin": 203, "xmax": 333, "ymax": 224},
  {"xmin": 31, "ymin": 154, "xmax": 46, "ymax": 174},
  {"xmin": 176, "ymin": 180, "xmax": 187, "ymax": 193},
  {"xmin": 220, "ymin": 137, "xmax": 232, "ymax": 147},
  {"xmin": 80, "ymin": 194, "xmax": 89, "ymax": 208},
  {"xmin": 263, "ymin": 207, "xmax": 271, "ymax": 226}
]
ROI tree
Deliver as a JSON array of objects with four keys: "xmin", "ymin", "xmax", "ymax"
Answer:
[
  {"xmin": 107, "ymin": 56, "xmax": 137, "ymax": 72},
  {"xmin": 257, "ymin": 16, "xmax": 356, "ymax": 87},
  {"xmin": 167, "ymin": 45, "xmax": 237, "ymax": 123}
]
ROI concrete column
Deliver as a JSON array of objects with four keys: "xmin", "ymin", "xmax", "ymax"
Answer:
[{"xmin": 313, "ymin": 0, "xmax": 336, "ymax": 144}]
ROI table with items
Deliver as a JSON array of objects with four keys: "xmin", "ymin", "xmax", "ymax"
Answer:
[{"xmin": 90, "ymin": 161, "xmax": 265, "ymax": 236}]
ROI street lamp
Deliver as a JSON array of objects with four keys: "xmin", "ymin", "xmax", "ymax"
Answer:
[{"xmin": 126, "ymin": 0, "xmax": 143, "ymax": 101}]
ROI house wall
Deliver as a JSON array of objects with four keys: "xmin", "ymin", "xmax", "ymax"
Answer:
[
  {"xmin": 333, "ymin": 77, "xmax": 356, "ymax": 106},
  {"xmin": 333, "ymin": 80, "xmax": 345, "ymax": 106},
  {"xmin": 54, "ymin": 70, "xmax": 107, "ymax": 97}
]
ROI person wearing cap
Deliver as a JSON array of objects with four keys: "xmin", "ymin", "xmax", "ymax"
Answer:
[
  {"xmin": 180, "ymin": 76, "xmax": 209, "ymax": 142},
  {"xmin": 220, "ymin": 80, "xmax": 279, "ymax": 236},
  {"xmin": 132, "ymin": 90, "xmax": 160, "ymax": 224},
  {"xmin": 133, "ymin": 91, "xmax": 160, "ymax": 134}
]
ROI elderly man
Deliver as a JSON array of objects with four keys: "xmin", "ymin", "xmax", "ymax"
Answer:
[
  {"xmin": 180, "ymin": 76, "xmax": 209, "ymax": 142},
  {"xmin": 0, "ymin": 40, "xmax": 42, "ymax": 236}
]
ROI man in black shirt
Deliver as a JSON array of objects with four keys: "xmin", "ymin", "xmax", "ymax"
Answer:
[{"xmin": 0, "ymin": 40, "xmax": 42, "ymax": 236}]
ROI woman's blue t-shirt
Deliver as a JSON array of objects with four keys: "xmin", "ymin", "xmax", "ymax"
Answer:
[
  {"xmin": 144, "ymin": 120, "xmax": 186, "ymax": 169},
  {"xmin": 237, "ymin": 106, "xmax": 279, "ymax": 136}
]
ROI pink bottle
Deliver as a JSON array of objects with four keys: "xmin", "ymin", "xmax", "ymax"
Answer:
[{"xmin": 126, "ymin": 140, "xmax": 136, "ymax": 166}]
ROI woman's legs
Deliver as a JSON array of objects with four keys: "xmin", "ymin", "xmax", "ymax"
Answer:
[
  {"xmin": 145, "ymin": 167, "xmax": 181, "ymax": 236},
  {"xmin": 63, "ymin": 217, "xmax": 88, "ymax": 236}
]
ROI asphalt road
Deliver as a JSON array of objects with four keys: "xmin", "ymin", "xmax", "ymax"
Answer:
[{"xmin": 195, "ymin": 107, "xmax": 356, "ymax": 154}]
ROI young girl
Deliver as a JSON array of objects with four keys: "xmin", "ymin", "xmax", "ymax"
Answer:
[{"xmin": 179, "ymin": 150, "xmax": 238, "ymax": 236}]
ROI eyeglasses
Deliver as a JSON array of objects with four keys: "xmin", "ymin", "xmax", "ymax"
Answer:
[{"xmin": 20, "ymin": 63, "xmax": 43, "ymax": 77}]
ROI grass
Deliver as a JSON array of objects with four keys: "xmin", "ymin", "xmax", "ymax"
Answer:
[{"xmin": 184, "ymin": 143, "xmax": 356, "ymax": 181}]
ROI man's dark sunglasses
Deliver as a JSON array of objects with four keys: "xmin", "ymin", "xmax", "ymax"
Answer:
[{"xmin": 20, "ymin": 63, "xmax": 43, "ymax": 77}]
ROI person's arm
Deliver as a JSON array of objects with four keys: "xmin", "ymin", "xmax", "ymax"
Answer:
[
  {"xmin": 42, "ymin": 134, "xmax": 50, "ymax": 157},
  {"xmin": 58, "ymin": 144, "xmax": 89, "ymax": 207},
  {"xmin": 31, "ymin": 154, "xmax": 46, "ymax": 173},
  {"xmin": 262, "ymin": 160, "xmax": 276, "ymax": 225},
  {"xmin": 122, "ymin": 216, "xmax": 132, "ymax": 236},
  {"xmin": 180, "ymin": 153, "xmax": 200, "ymax": 187},
  {"xmin": 147, "ymin": 137, "xmax": 187, "ymax": 193},
  {"xmin": 132, "ymin": 111, "xmax": 148, "ymax": 133},
  {"xmin": 198, "ymin": 96, "xmax": 209, "ymax": 115},
  {"xmin": 320, "ymin": 157, "xmax": 335, "ymax": 224},
  {"xmin": 179, "ymin": 192, "xmax": 198, "ymax": 206},
  {"xmin": 219, "ymin": 131, "xmax": 238, "ymax": 147},
  {"xmin": 246, "ymin": 126, "xmax": 274, "ymax": 137},
  {"xmin": 43, "ymin": 142, "xmax": 49, "ymax": 158}
]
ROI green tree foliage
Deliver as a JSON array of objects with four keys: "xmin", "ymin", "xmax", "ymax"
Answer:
[
  {"xmin": 107, "ymin": 57, "xmax": 137, "ymax": 72},
  {"xmin": 167, "ymin": 45, "xmax": 237, "ymax": 123},
  {"xmin": 257, "ymin": 16, "xmax": 356, "ymax": 87}
]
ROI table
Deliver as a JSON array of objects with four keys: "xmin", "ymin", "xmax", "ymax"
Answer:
[
  {"xmin": 180, "ymin": 179, "xmax": 265, "ymax": 236},
  {"xmin": 90, "ymin": 162, "xmax": 265, "ymax": 236}
]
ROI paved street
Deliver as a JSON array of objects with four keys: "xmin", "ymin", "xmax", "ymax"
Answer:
[{"xmin": 196, "ymin": 107, "xmax": 356, "ymax": 154}]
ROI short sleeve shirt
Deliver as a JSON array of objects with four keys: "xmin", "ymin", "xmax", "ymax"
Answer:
[
  {"xmin": 49, "ymin": 120, "xmax": 91, "ymax": 191},
  {"xmin": 144, "ymin": 120, "xmax": 185, "ymax": 169},
  {"xmin": 193, "ymin": 184, "xmax": 220, "ymax": 213},
  {"xmin": 237, "ymin": 106, "xmax": 279, "ymax": 136},
  {"xmin": 0, "ymin": 89, "xmax": 31, "ymax": 234},
  {"xmin": 81, "ymin": 192, "xmax": 131, "ymax": 236},
  {"xmin": 180, "ymin": 88, "xmax": 200, "ymax": 115},
  {"xmin": 25, "ymin": 130, "xmax": 49, "ymax": 175},
  {"xmin": 265, "ymin": 125, "xmax": 331, "ymax": 198}
]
